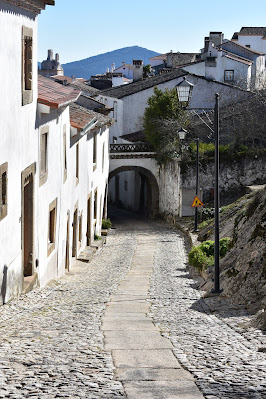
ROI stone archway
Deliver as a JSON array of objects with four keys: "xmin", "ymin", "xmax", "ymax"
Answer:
[{"xmin": 109, "ymin": 166, "xmax": 159, "ymax": 217}]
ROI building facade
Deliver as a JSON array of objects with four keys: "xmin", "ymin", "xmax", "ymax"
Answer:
[{"xmin": 0, "ymin": 0, "xmax": 111, "ymax": 303}]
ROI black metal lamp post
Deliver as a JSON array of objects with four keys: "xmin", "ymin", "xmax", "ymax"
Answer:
[{"xmin": 176, "ymin": 79, "xmax": 222, "ymax": 294}]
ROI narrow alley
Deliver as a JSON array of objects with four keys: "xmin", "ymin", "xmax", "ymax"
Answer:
[{"xmin": 0, "ymin": 210, "xmax": 265, "ymax": 399}]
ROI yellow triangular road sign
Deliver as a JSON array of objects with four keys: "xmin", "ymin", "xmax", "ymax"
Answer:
[{"xmin": 191, "ymin": 195, "xmax": 204, "ymax": 208}]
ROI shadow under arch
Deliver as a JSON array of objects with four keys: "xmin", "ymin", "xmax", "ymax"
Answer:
[{"xmin": 109, "ymin": 166, "xmax": 159, "ymax": 217}]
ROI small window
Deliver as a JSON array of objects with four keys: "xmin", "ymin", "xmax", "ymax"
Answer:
[
  {"xmin": 102, "ymin": 143, "xmax": 105, "ymax": 172},
  {"xmin": 113, "ymin": 136, "xmax": 117, "ymax": 144},
  {"xmin": 63, "ymin": 124, "xmax": 67, "ymax": 183},
  {"xmin": 124, "ymin": 180, "xmax": 128, "ymax": 191},
  {"xmin": 224, "ymin": 70, "xmax": 234, "ymax": 82},
  {"xmin": 246, "ymin": 44, "xmax": 251, "ymax": 48},
  {"xmin": 40, "ymin": 127, "xmax": 48, "ymax": 186},
  {"xmin": 113, "ymin": 101, "xmax": 118, "ymax": 121},
  {"xmin": 0, "ymin": 163, "xmax": 8, "ymax": 221},
  {"xmin": 94, "ymin": 190, "xmax": 97, "ymax": 220},
  {"xmin": 76, "ymin": 142, "xmax": 79, "ymax": 184},
  {"xmin": 22, "ymin": 26, "xmax": 33, "ymax": 106},
  {"xmin": 93, "ymin": 132, "xmax": 97, "ymax": 170},
  {"xmin": 79, "ymin": 213, "xmax": 82, "ymax": 244},
  {"xmin": 48, "ymin": 198, "xmax": 57, "ymax": 256}
]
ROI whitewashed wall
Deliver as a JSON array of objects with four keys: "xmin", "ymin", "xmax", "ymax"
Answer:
[
  {"xmin": 37, "ymin": 106, "xmax": 109, "ymax": 288},
  {"xmin": 0, "ymin": 2, "xmax": 39, "ymax": 302}
]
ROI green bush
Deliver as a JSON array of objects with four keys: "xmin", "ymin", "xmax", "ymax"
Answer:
[
  {"xmin": 188, "ymin": 237, "xmax": 231, "ymax": 271},
  {"xmin": 102, "ymin": 218, "xmax": 112, "ymax": 229}
]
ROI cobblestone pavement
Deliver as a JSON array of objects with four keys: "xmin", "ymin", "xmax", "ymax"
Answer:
[
  {"xmin": 0, "ymin": 225, "xmax": 137, "ymax": 398},
  {"xmin": 149, "ymin": 221, "xmax": 266, "ymax": 399},
  {"xmin": 0, "ymin": 212, "xmax": 266, "ymax": 398}
]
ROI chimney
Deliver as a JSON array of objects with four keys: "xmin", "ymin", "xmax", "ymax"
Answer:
[
  {"xmin": 132, "ymin": 60, "xmax": 143, "ymax": 82},
  {"xmin": 55, "ymin": 53, "xmax": 59, "ymax": 62},
  {"xmin": 209, "ymin": 32, "xmax": 224, "ymax": 47},
  {"xmin": 47, "ymin": 49, "xmax": 53, "ymax": 60},
  {"xmin": 204, "ymin": 37, "xmax": 210, "ymax": 53}
]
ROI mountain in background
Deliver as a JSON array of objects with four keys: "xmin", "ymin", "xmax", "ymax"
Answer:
[{"xmin": 62, "ymin": 46, "xmax": 160, "ymax": 79}]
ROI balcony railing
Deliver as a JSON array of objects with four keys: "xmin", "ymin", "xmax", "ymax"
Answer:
[{"xmin": 110, "ymin": 143, "xmax": 153, "ymax": 153}]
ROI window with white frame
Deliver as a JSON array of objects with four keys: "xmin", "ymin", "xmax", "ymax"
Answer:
[
  {"xmin": 224, "ymin": 70, "xmax": 234, "ymax": 82},
  {"xmin": 113, "ymin": 101, "xmax": 118, "ymax": 121},
  {"xmin": 40, "ymin": 127, "xmax": 48, "ymax": 186}
]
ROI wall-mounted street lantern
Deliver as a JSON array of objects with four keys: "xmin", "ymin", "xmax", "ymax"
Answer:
[
  {"xmin": 178, "ymin": 128, "xmax": 187, "ymax": 141},
  {"xmin": 176, "ymin": 77, "xmax": 194, "ymax": 104}
]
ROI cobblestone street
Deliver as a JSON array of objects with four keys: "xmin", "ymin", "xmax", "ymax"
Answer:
[{"xmin": 0, "ymin": 211, "xmax": 265, "ymax": 398}]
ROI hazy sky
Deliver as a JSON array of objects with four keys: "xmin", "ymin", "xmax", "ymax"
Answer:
[{"xmin": 38, "ymin": 0, "xmax": 266, "ymax": 64}]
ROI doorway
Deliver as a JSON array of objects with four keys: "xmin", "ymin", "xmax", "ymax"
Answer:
[
  {"xmin": 22, "ymin": 164, "xmax": 35, "ymax": 278},
  {"xmin": 87, "ymin": 196, "xmax": 91, "ymax": 246},
  {"xmin": 72, "ymin": 208, "xmax": 78, "ymax": 258},
  {"xmin": 65, "ymin": 213, "xmax": 70, "ymax": 271}
]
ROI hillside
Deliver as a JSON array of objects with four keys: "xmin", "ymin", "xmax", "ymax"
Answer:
[
  {"xmin": 197, "ymin": 186, "xmax": 266, "ymax": 328},
  {"xmin": 62, "ymin": 46, "xmax": 160, "ymax": 80}
]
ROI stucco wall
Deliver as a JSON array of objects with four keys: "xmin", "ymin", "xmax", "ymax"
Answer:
[{"xmin": 0, "ymin": 2, "xmax": 38, "ymax": 302}]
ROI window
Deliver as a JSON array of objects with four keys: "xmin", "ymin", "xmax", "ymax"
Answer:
[
  {"xmin": 246, "ymin": 45, "xmax": 251, "ymax": 48},
  {"xmin": 63, "ymin": 124, "xmax": 67, "ymax": 183},
  {"xmin": 93, "ymin": 132, "xmax": 97, "ymax": 170},
  {"xmin": 76, "ymin": 142, "xmax": 79, "ymax": 184},
  {"xmin": 94, "ymin": 190, "xmax": 97, "ymax": 220},
  {"xmin": 124, "ymin": 180, "xmax": 128, "ymax": 191},
  {"xmin": 48, "ymin": 198, "xmax": 57, "ymax": 256},
  {"xmin": 113, "ymin": 136, "xmax": 117, "ymax": 144},
  {"xmin": 224, "ymin": 70, "xmax": 234, "ymax": 82},
  {"xmin": 22, "ymin": 26, "xmax": 33, "ymax": 106},
  {"xmin": 40, "ymin": 127, "xmax": 48, "ymax": 186},
  {"xmin": 0, "ymin": 163, "xmax": 8, "ymax": 221},
  {"xmin": 113, "ymin": 101, "xmax": 118, "ymax": 121},
  {"xmin": 79, "ymin": 213, "xmax": 82, "ymax": 245},
  {"xmin": 102, "ymin": 143, "xmax": 105, "ymax": 172}
]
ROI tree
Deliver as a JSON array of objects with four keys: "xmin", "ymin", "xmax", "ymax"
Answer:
[{"xmin": 143, "ymin": 87, "xmax": 189, "ymax": 164}]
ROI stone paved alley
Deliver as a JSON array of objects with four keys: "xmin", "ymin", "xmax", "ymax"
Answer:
[{"xmin": 0, "ymin": 211, "xmax": 265, "ymax": 398}]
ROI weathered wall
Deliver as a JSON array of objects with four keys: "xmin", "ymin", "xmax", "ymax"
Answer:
[
  {"xmin": 180, "ymin": 151, "xmax": 266, "ymax": 203},
  {"xmin": 158, "ymin": 160, "xmax": 181, "ymax": 218}
]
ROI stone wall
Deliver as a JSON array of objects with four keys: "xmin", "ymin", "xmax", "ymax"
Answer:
[
  {"xmin": 180, "ymin": 151, "xmax": 266, "ymax": 203},
  {"xmin": 158, "ymin": 160, "xmax": 181, "ymax": 220}
]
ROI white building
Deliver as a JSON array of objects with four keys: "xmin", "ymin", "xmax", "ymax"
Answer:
[
  {"xmin": 232, "ymin": 27, "xmax": 266, "ymax": 54},
  {"xmin": 181, "ymin": 32, "xmax": 266, "ymax": 90},
  {"xmin": 97, "ymin": 69, "xmax": 252, "ymax": 212},
  {"xmin": 0, "ymin": 0, "xmax": 112, "ymax": 303}
]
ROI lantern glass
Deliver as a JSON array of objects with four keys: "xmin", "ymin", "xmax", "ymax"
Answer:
[
  {"xmin": 176, "ymin": 78, "xmax": 194, "ymax": 103},
  {"xmin": 178, "ymin": 128, "xmax": 187, "ymax": 140}
]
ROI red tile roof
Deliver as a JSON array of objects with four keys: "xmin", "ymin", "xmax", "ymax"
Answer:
[
  {"xmin": 38, "ymin": 75, "xmax": 81, "ymax": 108},
  {"xmin": 69, "ymin": 104, "xmax": 97, "ymax": 131},
  {"xmin": 69, "ymin": 103, "xmax": 113, "ymax": 131},
  {"xmin": 50, "ymin": 75, "xmax": 74, "ymax": 85}
]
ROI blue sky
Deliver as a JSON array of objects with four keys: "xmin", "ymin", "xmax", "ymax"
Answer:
[{"xmin": 38, "ymin": 0, "xmax": 266, "ymax": 64}]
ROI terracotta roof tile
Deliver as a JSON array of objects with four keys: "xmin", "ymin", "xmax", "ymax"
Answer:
[
  {"xmin": 69, "ymin": 103, "xmax": 113, "ymax": 131},
  {"xmin": 38, "ymin": 75, "xmax": 81, "ymax": 108}
]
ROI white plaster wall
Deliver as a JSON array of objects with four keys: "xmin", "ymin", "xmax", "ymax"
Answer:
[
  {"xmin": 97, "ymin": 96, "xmax": 123, "ymax": 143},
  {"xmin": 0, "ymin": 2, "xmax": 39, "ymax": 301},
  {"xmin": 37, "ymin": 108, "xmax": 110, "ymax": 288},
  {"xmin": 112, "ymin": 77, "xmax": 132, "ymax": 86},
  {"xmin": 182, "ymin": 62, "xmax": 206, "ymax": 76},
  {"xmin": 115, "ymin": 66, "xmax": 133, "ymax": 79},
  {"xmin": 235, "ymin": 36, "xmax": 266, "ymax": 54},
  {"xmin": 120, "ymin": 75, "xmax": 251, "ymax": 137}
]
